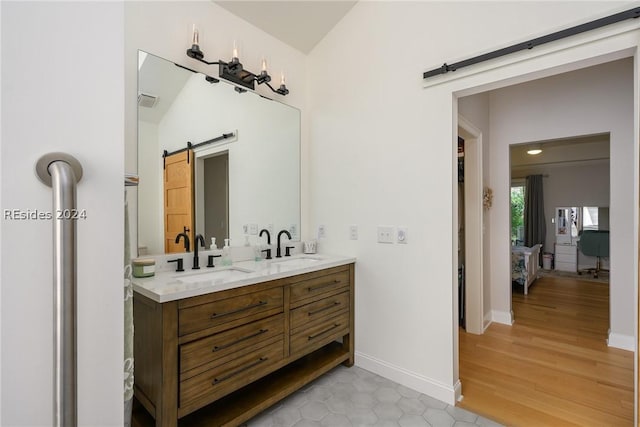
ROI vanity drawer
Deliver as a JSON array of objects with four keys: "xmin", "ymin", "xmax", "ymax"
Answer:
[
  {"xmin": 290, "ymin": 291, "xmax": 349, "ymax": 333},
  {"xmin": 179, "ymin": 338, "xmax": 284, "ymax": 410},
  {"xmin": 180, "ymin": 314, "xmax": 284, "ymax": 375},
  {"xmin": 289, "ymin": 267, "xmax": 350, "ymax": 308},
  {"xmin": 290, "ymin": 311, "xmax": 350, "ymax": 356},
  {"xmin": 179, "ymin": 287, "xmax": 283, "ymax": 336}
]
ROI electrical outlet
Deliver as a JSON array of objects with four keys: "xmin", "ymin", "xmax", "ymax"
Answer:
[
  {"xmin": 349, "ymin": 225, "xmax": 358, "ymax": 240},
  {"xmin": 318, "ymin": 224, "xmax": 326, "ymax": 239},
  {"xmin": 289, "ymin": 224, "xmax": 298, "ymax": 239},
  {"xmin": 243, "ymin": 224, "xmax": 249, "ymax": 234},
  {"xmin": 377, "ymin": 226, "xmax": 394, "ymax": 244},
  {"xmin": 249, "ymin": 223, "xmax": 258, "ymax": 235},
  {"xmin": 397, "ymin": 226, "xmax": 408, "ymax": 244}
]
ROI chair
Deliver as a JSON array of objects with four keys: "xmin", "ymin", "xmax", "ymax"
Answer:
[{"xmin": 577, "ymin": 230, "xmax": 609, "ymax": 278}]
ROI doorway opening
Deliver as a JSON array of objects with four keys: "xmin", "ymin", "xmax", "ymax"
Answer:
[
  {"xmin": 195, "ymin": 151, "xmax": 229, "ymax": 248},
  {"xmin": 455, "ymin": 57, "xmax": 632, "ymax": 425}
]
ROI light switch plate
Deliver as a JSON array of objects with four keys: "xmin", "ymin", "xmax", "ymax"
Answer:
[
  {"xmin": 249, "ymin": 223, "xmax": 258, "ymax": 235},
  {"xmin": 377, "ymin": 226, "xmax": 394, "ymax": 244},
  {"xmin": 318, "ymin": 224, "xmax": 326, "ymax": 238},
  {"xmin": 349, "ymin": 225, "xmax": 358, "ymax": 240}
]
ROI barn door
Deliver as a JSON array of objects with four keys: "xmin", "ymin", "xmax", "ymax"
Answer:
[{"xmin": 164, "ymin": 150, "xmax": 194, "ymax": 253}]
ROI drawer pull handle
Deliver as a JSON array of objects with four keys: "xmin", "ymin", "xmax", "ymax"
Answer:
[
  {"xmin": 212, "ymin": 329, "xmax": 269, "ymax": 352},
  {"xmin": 308, "ymin": 302, "xmax": 341, "ymax": 316},
  {"xmin": 308, "ymin": 323, "xmax": 341, "ymax": 341},
  {"xmin": 210, "ymin": 300, "xmax": 267, "ymax": 319},
  {"xmin": 308, "ymin": 280, "xmax": 340, "ymax": 292},
  {"xmin": 212, "ymin": 357, "xmax": 268, "ymax": 385}
]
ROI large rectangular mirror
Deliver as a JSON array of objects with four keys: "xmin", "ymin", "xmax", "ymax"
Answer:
[{"xmin": 137, "ymin": 51, "xmax": 300, "ymax": 254}]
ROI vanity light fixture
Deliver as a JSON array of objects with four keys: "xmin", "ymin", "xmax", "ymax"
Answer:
[
  {"xmin": 186, "ymin": 26, "xmax": 289, "ymax": 96},
  {"xmin": 527, "ymin": 144, "xmax": 542, "ymax": 155}
]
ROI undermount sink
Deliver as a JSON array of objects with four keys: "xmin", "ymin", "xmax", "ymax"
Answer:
[
  {"xmin": 173, "ymin": 267, "xmax": 252, "ymax": 284},
  {"xmin": 271, "ymin": 256, "xmax": 323, "ymax": 268}
]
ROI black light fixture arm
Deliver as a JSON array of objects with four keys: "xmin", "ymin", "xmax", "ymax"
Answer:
[
  {"xmin": 265, "ymin": 81, "xmax": 289, "ymax": 96},
  {"xmin": 423, "ymin": 6, "xmax": 640, "ymax": 80},
  {"xmin": 186, "ymin": 35, "xmax": 289, "ymax": 96}
]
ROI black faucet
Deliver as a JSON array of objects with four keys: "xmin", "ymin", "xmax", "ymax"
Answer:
[
  {"xmin": 259, "ymin": 228, "xmax": 271, "ymax": 245},
  {"xmin": 276, "ymin": 230, "xmax": 292, "ymax": 258},
  {"xmin": 207, "ymin": 254, "xmax": 222, "ymax": 268},
  {"xmin": 192, "ymin": 234, "xmax": 206, "ymax": 269},
  {"xmin": 175, "ymin": 231, "xmax": 190, "ymax": 252},
  {"xmin": 167, "ymin": 258, "xmax": 184, "ymax": 272}
]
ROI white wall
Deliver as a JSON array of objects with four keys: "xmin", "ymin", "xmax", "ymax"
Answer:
[
  {"xmin": 307, "ymin": 1, "xmax": 635, "ymax": 403},
  {"xmin": 487, "ymin": 59, "xmax": 633, "ymax": 342},
  {"xmin": 1, "ymin": 2, "xmax": 124, "ymax": 425},
  {"xmin": 138, "ymin": 120, "xmax": 163, "ymax": 254}
]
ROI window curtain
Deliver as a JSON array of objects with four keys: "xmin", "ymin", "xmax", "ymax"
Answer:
[{"xmin": 524, "ymin": 174, "xmax": 546, "ymax": 252}]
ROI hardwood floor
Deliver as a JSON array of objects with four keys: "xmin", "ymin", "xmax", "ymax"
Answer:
[{"xmin": 458, "ymin": 276, "xmax": 634, "ymax": 427}]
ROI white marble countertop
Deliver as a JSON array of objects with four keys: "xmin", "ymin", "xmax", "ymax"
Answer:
[{"xmin": 132, "ymin": 253, "xmax": 356, "ymax": 303}]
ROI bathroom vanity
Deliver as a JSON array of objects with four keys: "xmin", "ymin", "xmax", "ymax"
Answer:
[{"xmin": 132, "ymin": 255, "xmax": 355, "ymax": 427}]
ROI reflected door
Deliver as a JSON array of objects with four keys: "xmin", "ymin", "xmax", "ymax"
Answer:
[
  {"xmin": 164, "ymin": 150, "xmax": 194, "ymax": 253},
  {"xmin": 203, "ymin": 153, "xmax": 229, "ymax": 247}
]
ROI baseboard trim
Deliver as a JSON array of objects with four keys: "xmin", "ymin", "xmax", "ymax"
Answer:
[
  {"xmin": 607, "ymin": 331, "xmax": 635, "ymax": 351},
  {"xmin": 491, "ymin": 310, "xmax": 513, "ymax": 325},
  {"xmin": 453, "ymin": 379, "xmax": 462, "ymax": 402},
  {"xmin": 355, "ymin": 351, "xmax": 456, "ymax": 405},
  {"xmin": 483, "ymin": 312, "xmax": 492, "ymax": 332}
]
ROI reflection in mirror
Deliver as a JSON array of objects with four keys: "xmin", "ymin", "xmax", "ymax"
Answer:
[
  {"xmin": 137, "ymin": 51, "xmax": 300, "ymax": 255},
  {"xmin": 582, "ymin": 206, "xmax": 609, "ymax": 231}
]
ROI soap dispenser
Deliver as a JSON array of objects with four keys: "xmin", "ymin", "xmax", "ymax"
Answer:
[
  {"xmin": 254, "ymin": 235, "xmax": 264, "ymax": 262},
  {"xmin": 210, "ymin": 237, "xmax": 217, "ymax": 250},
  {"xmin": 222, "ymin": 238, "xmax": 232, "ymax": 266}
]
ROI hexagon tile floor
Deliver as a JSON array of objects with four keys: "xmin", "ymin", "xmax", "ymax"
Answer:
[{"xmin": 244, "ymin": 364, "xmax": 503, "ymax": 427}]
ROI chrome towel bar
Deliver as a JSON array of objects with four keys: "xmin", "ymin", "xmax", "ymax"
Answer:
[{"xmin": 36, "ymin": 152, "xmax": 83, "ymax": 427}]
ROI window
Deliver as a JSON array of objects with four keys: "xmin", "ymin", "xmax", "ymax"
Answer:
[{"xmin": 511, "ymin": 183, "xmax": 525, "ymax": 245}]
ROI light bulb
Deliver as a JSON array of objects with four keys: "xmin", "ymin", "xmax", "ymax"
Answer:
[
  {"xmin": 191, "ymin": 25, "xmax": 199, "ymax": 46},
  {"xmin": 261, "ymin": 58, "xmax": 268, "ymax": 73},
  {"xmin": 527, "ymin": 145, "xmax": 542, "ymax": 155},
  {"xmin": 232, "ymin": 41, "xmax": 239, "ymax": 60},
  {"xmin": 280, "ymin": 72, "xmax": 286, "ymax": 85}
]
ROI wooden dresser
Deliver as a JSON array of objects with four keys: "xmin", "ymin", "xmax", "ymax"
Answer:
[{"xmin": 133, "ymin": 263, "xmax": 354, "ymax": 427}]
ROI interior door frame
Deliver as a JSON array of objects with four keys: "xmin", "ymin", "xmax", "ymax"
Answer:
[
  {"xmin": 445, "ymin": 28, "xmax": 639, "ymax": 413},
  {"xmin": 458, "ymin": 116, "xmax": 484, "ymax": 335}
]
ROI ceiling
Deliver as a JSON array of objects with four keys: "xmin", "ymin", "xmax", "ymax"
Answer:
[
  {"xmin": 215, "ymin": 1, "xmax": 357, "ymax": 54},
  {"xmin": 510, "ymin": 134, "xmax": 610, "ymax": 170},
  {"xmin": 138, "ymin": 52, "xmax": 191, "ymax": 124}
]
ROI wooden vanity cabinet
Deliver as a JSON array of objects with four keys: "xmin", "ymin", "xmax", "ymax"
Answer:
[{"xmin": 133, "ymin": 263, "xmax": 354, "ymax": 427}]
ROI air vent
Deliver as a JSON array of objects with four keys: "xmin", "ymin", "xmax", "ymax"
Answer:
[{"xmin": 138, "ymin": 93, "xmax": 158, "ymax": 108}]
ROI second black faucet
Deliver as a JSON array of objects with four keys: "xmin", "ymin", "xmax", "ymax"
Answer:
[
  {"xmin": 276, "ymin": 230, "xmax": 293, "ymax": 258},
  {"xmin": 192, "ymin": 234, "xmax": 206, "ymax": 269}
]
